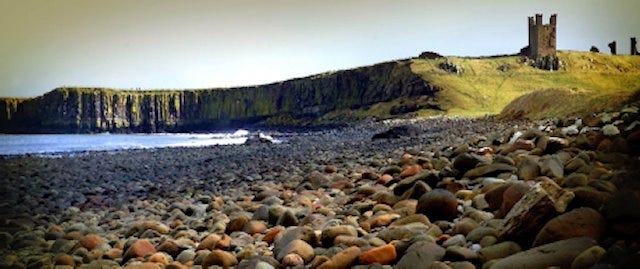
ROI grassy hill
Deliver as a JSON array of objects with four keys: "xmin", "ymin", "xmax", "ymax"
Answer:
[
  {"xmin": 3, "ymin": 51, "xmax": 639, "ymax": 133},
  {"xmin": 325, "ymin": 51, "xmax": 640, "ymax": 121},
  {"xmin": 413, "ymin": 51, "xmax": 640, "ymax": 119}
]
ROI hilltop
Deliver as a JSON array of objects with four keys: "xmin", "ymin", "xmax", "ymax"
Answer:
[
  {"xmin": 337, "ymin": 51, "xmax": 640, "ymax": 120},
  {"xmin": 1, "ymin": 51, "xmax": 640, "ymax": 133}
]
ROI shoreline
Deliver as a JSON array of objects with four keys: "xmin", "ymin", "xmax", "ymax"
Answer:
[{"xmin": 1, "ymin": 111, "xmax": 639, "ymax": 268}]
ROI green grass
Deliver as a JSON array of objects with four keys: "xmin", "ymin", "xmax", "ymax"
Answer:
[
  {"xmin": 409, "ymin": 51, "xmax": 640, "ymax": 119},
  {"xmin": 10, "ymin": 51, "xmax": 640, "ymax": 123},
  {"xmin": 316, "ymin": 95, "xmax": 444, "ymax": 124}
]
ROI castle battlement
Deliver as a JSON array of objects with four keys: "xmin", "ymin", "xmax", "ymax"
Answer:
[{"xmin": 528, "ymin": 13, "xmax": 557, "ymax": 58}]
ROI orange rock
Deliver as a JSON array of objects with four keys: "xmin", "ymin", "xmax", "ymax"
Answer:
[
  {"xmin": 169, "ymin": 219, "xmax": 183, "ymax": 229},
  {"xmin": 123, "ymin": 262, "xmax": 162, "ymax": 269},
  {"xmin": 377, "ymin": 174, "xmax": 394, "ymax": 185},
  {"xmin": 213, "ymin": 196, "xmax": 225, "ymax": 207},
  {"xmin": 358, "ymin": 244, "xmax": 397, "ymax": 265},
  {"xmin": 281, "ymin": 189, "xmax": 296, "ymax": 202},
  {"xmin": 105, "ymin": 248, "xmax": 123, "ymax": 259},
  {"xmin": 436, "ymin": 234, "xmax": 452, "ymax": 244},
  {"xmin": 329, "ymin": 181, "xmax": 354, "ymax": 190},
  {"xmin": 142, "ymin": 220, "xmax": 170, "ymax": 234},
  {"xmin": 226, "ymin": 215, "xmax": 249, "ymax": 233},
  {"xmin": 511, "ymin": 139, "xmax": 536, "ymax": 151},
  {"xmin": 197, "ymin": 233, "xmax": 221, "ymax": 250},
  {"xmin": 157, "ymin": 240, "xmax": 181, "ymax": 257},
  {"xmin": 148, "ymin": 252, "xmax": 170, "ymax": 265},
  {"xmin": 202, "ymin": 249, "xmax": 238, "ymax": 269},
  {"xmin": 54, "ymin": 253, "xmax": 75, "ymax": 266},
  {"xmin": 243, "ymin": 220, "xmax": 268, "ymax": 235},
  {"xmin": 80, "ymin": 233, "xmax": 102, "ymax": 251},
  {"xmin": 366, "ymin": 213, "xmax": 401, "ymax": 229},
  {"xmin": 324, "ymin": 165, "xmax": 337, "ymax": 173},
  {"xmin": 477, "ymin": 147, "xmax": 494, "ymax": 155},
  {"xmin": 123, "ymin": 239, "xmax": 156, "ymax": 261},
  {"xmin": 263, "ymin": 226, "xmax": 285, "ymax": 244},
  {"xmin": 217, "ymin": 234, "xmax": 232, "ymax": 249},
  {"xmin": 401, "ymin": 153, "xmax": 414, "ymax": 165},
  {"xmin": 400, "ymin": 164, "xmax": 423, "ymax": 178},
  {"xmin": 318, "ymin": 246, "xmax": 361, "ymax": 269}
]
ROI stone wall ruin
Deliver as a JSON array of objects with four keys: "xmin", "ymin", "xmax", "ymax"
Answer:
[
  {"xmin": 527, "ymin": 14, "xmax": 559, "ymax": 70},
  {"xmin": 528, "ymin": 14, "xmax": 557, "ymax": 58}
]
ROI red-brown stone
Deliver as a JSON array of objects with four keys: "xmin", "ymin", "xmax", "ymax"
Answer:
[
  {"xmin": 358, "ymin": 244, "xmax": 397, "ymax": 265},
  {"xmin": 123, "ymin": 239, "xmax": 156, "ymax": 261}
]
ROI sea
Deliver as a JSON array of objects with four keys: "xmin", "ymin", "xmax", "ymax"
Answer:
[{"xmin": 0, "ymin": 129, "xmax": 256, "ymax": 156}]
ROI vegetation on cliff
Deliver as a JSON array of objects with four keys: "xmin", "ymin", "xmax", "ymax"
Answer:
[
  {"xmin": 0, "ymin": 61, "xmax": 435, "ymax": 133},
  {"xmin": 1, "ymin": 51, "xmax": 639, "ymax": 133},
  {"xmin": 409, "ymin": 51, "xmax": 640, "ymax": 118}
]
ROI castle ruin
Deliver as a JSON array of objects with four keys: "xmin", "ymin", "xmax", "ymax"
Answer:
[
  {"xmin": 525, "ymin": 13, "xmax": 558, "ymax": 70},
  {"xmin": 632, "ymin": 37, "xmax": 638, "ymax": 55},
  {"xmin": 528, "ymin": 14, "xmax": 557, "ymax": 58},
  {"xmin": 609, "ymin": 41, "xmax": 617, "ymax": 55}
]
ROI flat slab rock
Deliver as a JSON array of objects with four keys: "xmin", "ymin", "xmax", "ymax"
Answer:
[
  {"xmin": 499, "ymin": 178, "xmax": 574, "ymax": 242},
  {"xmin": 489, "ymin": 237, "xmax": 597, "ymax": 269}
]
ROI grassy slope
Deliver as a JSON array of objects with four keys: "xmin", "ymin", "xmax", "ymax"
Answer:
[
  {"xmin": 6, "ymin": 52, "xmax": 638, "ymax": 126},
  {"xmin": 410, "ymin": 51, "xmax": 640, "ymax": 119}
]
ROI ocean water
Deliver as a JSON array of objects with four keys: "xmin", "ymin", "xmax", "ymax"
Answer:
[{"xmin": 0, "ymin": 130, "xmax": 252, "ymax": 156}]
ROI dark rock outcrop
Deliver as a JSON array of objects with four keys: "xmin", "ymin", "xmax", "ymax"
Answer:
[
  {"xmin": 0, "ymin": 60, "xmax": 437, "ymax": 133},
  {"xmin": 372, "ymin": 125, "xmax": 421, "ymax": 139},
  {"xmin": 418, "ymin": 51, "xmax": 443, "ymax": 59}
]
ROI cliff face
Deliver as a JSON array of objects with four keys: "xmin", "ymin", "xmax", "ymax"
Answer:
[
  {"xmin": 0, "ymin": 98, "xmax": 26, "ymax": 131},
  {"xmin": 0, "ymin": 60, "xmax": 437, "ymax": 133}
]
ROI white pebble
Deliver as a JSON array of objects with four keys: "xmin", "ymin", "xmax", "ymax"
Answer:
[{"xmin": 602, "ymin": 124, "xmax": 620, "ymax": 136}]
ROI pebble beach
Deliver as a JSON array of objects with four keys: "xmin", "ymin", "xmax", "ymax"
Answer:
[{"xmin": 1, "ymin": 103, "xmax": 639, "ymax": 269}]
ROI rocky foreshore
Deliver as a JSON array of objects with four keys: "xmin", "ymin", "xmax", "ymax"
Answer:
[{"xmin": 1, "ymin": 102, "xmax": 639, "ymax": 269}]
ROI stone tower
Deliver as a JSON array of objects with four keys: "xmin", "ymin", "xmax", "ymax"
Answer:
[
  {"xmin": 632, "ymin": 37, "xmax": 638, "ymax": 55},
  {"xmin": 528, "ymin": 14, "xmax": 557, "ymax": 58}
]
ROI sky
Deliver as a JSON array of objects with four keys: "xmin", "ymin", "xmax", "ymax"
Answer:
[{"xmin": 1, "ymin": 0, "xmax": 638, "ymax": 98}]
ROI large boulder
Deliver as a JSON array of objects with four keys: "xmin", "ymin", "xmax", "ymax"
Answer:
[
  {"xmin": 533, "ymin": 207, "xmax": 606, "ymax": 246},
  {"xmin": 489, "ymin": 237, "xmax": 596, "ymax": 269},
  {"xmin": 416, "ymin": 189, "xmax": 459, "ymax": 221},
  {"xmin": 395, "ymin": 241, "xmax": 445, "ymax": 269},
  {"xmin": 499, "ymin": 178, "xmax": 575, "ymax": 244}
]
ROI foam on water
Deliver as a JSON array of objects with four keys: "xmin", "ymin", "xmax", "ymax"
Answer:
[{"xmin": 0, "ymin": 129, "xmax": 252, "ymax": 156}]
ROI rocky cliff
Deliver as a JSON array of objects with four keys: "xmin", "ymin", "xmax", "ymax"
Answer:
[{"xmin": 0, "ymin": 60, "xmax": 437, "ymax": 133}]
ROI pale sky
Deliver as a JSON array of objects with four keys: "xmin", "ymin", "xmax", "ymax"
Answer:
[{"xmin": 1, "ymin": 0, "xmax": 638, "ymax": 98}]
